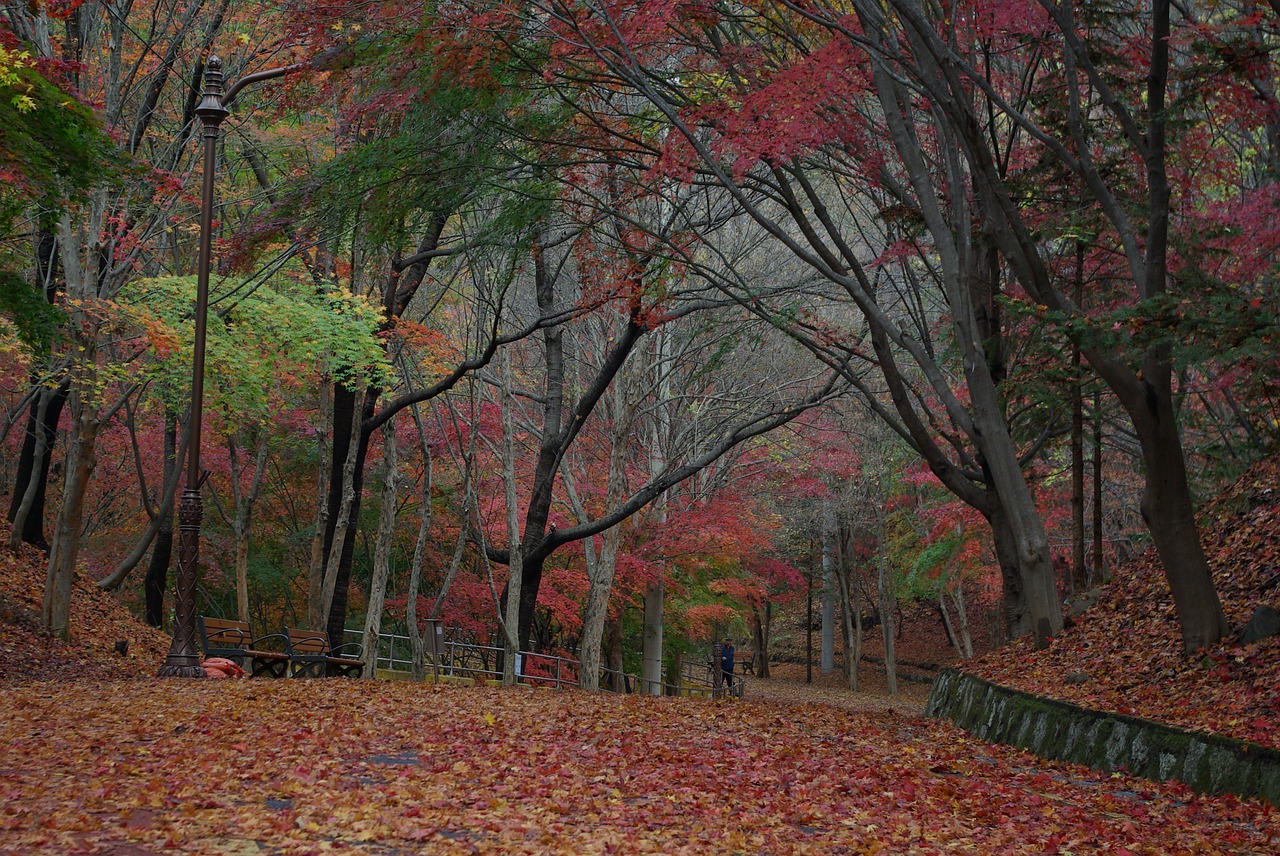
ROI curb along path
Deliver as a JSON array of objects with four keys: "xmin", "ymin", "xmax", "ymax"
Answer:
[{"xmin": 926, "ymin": 668, "xmax": 1280, "ymax": 806}]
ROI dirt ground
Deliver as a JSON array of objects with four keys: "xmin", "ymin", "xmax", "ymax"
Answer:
[{"xmin": 742, "ymin": 660, "xmax": 933, "ymax": 716}]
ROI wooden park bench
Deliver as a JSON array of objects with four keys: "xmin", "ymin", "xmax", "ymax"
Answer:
[
  {"xmin": 197, "ymin": 616, "xmax": 290, "ymax": 678},
  {"xmin": 284, "ymin": 628, "xmax": 364, "ymax": 678}
]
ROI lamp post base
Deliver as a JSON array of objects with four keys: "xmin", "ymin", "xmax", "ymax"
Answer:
[{"xmin": 158, "ymin": 487, "xmax": 207, "ymax": 679}]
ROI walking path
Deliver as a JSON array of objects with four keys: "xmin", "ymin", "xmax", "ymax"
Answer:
[{"xmin": 744, "ymin": 662, "xmax": 931, "ymax": 716}]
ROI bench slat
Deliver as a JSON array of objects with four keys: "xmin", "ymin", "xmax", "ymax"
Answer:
[{"xmin": 284, "ymin": 628, "xmax": 363, "ymax": 678}]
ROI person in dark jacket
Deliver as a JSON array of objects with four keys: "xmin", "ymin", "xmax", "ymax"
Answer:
[{"xmin": 720, "ymin": 638, "xmax": 735, "ymax": 687}]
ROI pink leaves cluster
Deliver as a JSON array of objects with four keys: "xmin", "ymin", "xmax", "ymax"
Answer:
[{"xmin": 693, "ymin": 36, "xmax": 875, "ymax": 177}]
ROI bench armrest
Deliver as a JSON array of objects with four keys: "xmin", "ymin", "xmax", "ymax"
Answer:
[{"xmin": 331, "ymin": 642, "xmax": 363, "ymax": 658}]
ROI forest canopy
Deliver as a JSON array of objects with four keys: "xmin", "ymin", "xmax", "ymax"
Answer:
[{"xmin": 0, "ymin": 0, "xmax": 1277, "ymax": 688}]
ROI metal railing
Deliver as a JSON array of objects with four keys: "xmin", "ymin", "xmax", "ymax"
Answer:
[
  {"xmin": 345, "ymin": 630, "xmax": 647, "ymax": 694},
  {"xmin": 680, "ymin": 660, "xmax": 745, "ymax": 699}
]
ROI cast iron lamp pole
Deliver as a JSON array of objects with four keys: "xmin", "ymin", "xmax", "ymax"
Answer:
[{"xmin": 159, "ymin": 55, "xmax": 298, "ymax": 677}]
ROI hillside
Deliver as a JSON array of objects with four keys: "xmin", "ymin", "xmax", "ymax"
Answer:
[
  {"xmin": 0, "ymin": 544, "xmax": 170, "ymax": 682},
  {"xmin": 968, "ymin": 454, "xmax": 1280, "ymax": 750}
]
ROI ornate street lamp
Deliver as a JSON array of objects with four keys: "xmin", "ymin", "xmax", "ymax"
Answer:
[{"xmin": 159, "ymin": 56, "xmax": 298, "ymax": 677}]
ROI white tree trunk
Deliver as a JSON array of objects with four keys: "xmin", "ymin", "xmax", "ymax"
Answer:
[
  {"xmin": 44, "ymin": 399, "xmax": 97, "ymax": 637},
  {"xmin": 308, "ymin": 382, "xmax": 333, "ymax": 629},
  {"xmin": 950, "ymin": 584, "xmax": 974, "ymax": 660},
  {"xmin": 877, "ymin": 511, "xmax": 897, "ymax": 696},
  {"xmin": 498, "ymin": 350, "xmax": 523, "ymax": 686},
  {"xmin": 641, "ymin": 582, "xmax": 664, "ymax": 695},
  {"xmin": 320, "ymin": 386, "xmax": 363, "ymax": 625},
  {"xmin": 361, "ymin": 421, "xmax": 399, "ymax": 678},
  {"xmin": 43, "ymin": 212, "xmax": 104, "ymax": 638},
  {"xmin": 835, "ymin": 530, "xmax": 860, "ymax": 692},
  {"xmin": 405, "ymin": 403, "xmax": 434, "ymax": 681},
  {"xmin": 573, "ymin": 365, "xmax": 633, "ymax": 692},
  {"xmin": 641, "ymin": 327, "xmax": 671, "ymax": 696},
  {"xmin": 404, "ymin": 498, "xmax": 432, "ymax": 681},
  {"xmin": 578, "ymin": 524, "xmax": 621, "ymax": 692},
  {"xmin": 231, "ymin": 433, "xmax": 270, "ymax": 622},
  {"xmin": 820, "ymin": 501, "xmax": 835, "ymax": 673}
]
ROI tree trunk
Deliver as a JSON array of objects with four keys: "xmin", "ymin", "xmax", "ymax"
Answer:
[
  {"xmin": 641, "ymin": 580, "xmax": 664, "ymax": 695},
  {"xmin": 851, "ymin": 602, "xmax": 863, "ymax": 691},
  {"xmin": 43, "ymin": 206, "xmax": 107, "ymax": 633},
  {"xmin": 835, "ymin": 517, "xmax": 860, "ymax": 691},
  {"xmin": 1133, "ymin": 381, "xmax": 1230, "ymax": 651},
  {"xmin": 9, "ymin": 220, "xmax": 67, "ymax": 553},
  {"xmin": 307, "ymin": 381, "xmax": 332, "ymax": 629},
  {"xmin": 641, "ymin": 326, "xmax": 671, "ymax": 696},
  {"xmin": 752, "ymin": 601, "xmax": 772, "ymax": 679},
  {"xmin": 1071, "ymin": 368, "xmax": 1087, "ymax": 595},
  {"xmin": 950, "ymin": 584, "xmax": 973, "ymax": 660},
  {"xmin": 233, "ymin": 525, "xmax": 251, "ymax": 622},
  {"xmin": 320, "ymin": 386, "xmax": 366, "ymax": 631},
  {"xmin": 231, "ymin": 432, "xmax": 269, "ymax": 623},
  {"xmin": 10, "ymin": 386, "xmax": 55, "ymax": 552},
  {"xmin": 605, "ymin": 615, "xmax": 626, "ymax": 691},
  {"xmin": 405, "ymin": 405, "xmax": 434, "ymax": 681},
  {"xmin": 578, "ymin": 525, "xmax": 620, "ymax": 692},
  {"xmin": 43, "ymin": 393, "xmax": 99, "ymax": 637},
  {"xmin": 575, "ymin": 373, "xmax": 631, "ymax": 692},
  {"xmin": 986, "ymin": 501, "xmax": 1027, "ymax": 643},
  {"xmin": 877, "ymin": 513, "xmax": 897, "ymax": 696},
  {"xmin": 820, "ymin": 502, "xmax": 835, "ymax": 673},
  {"xmin": 1070, "ymin": 242, "xmax": 1087, "ymax": 594},
  {"xmin": 324, "ymin": 441, "xmax": 375, "ymax": 641},
  {"xmin": 1092, "ymin": 390, "xmax": 1106, "ymax": 582},
  {"xmin": 432, "ymin": 517, "xmax": 468, "ymax": 621},
  {"xmin": 361, "ymin": 421, "xmax": 399, "ymax": 679},
  {"xmin": 8, "ymin": 382, "xmax": 68, "ymax": 551},
  {"xmin": 970, "ymin": 393, "xmax": 1062, "ymax": 647},
  {"xmin": 323, "ymin": 385, "xmax": 376, "ymax": 644},
  {"xmin": 806, "ymin": 570, "xmax": 814, "ymax": 684},
  {"xmin": 143, "ymin": 414, "xmax": 178, "ymax": 628},
  {"xmin": 499, "ymin": 350, "xmax": 523, "ymax": 686},
  {"xmin": 939, "ymin": 593, "xmax": 961, "ymax": 655}
]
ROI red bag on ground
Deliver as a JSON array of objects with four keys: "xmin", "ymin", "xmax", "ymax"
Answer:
[{"xmin": 201, "ymin": 657, "xmax": 245, "ymax": 678}]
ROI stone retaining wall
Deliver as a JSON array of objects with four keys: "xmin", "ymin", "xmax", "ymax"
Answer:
[{"xmin": 926, "ymin": 668, "xmax": 1280, "ymax": 805}]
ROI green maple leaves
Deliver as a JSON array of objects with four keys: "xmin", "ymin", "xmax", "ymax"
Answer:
[{"xmin": 115, "ymin": 274, "xmax": 392, "ymax": 420}]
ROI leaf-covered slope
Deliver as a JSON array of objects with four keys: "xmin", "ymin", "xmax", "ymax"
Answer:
[
  {"xmin": 0, "ymin": 544, "xmax": 170, "ymax": 681},
  {"xmin": 969, "ymin": 455, "xmax": 1280, "ymax": 749}
]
